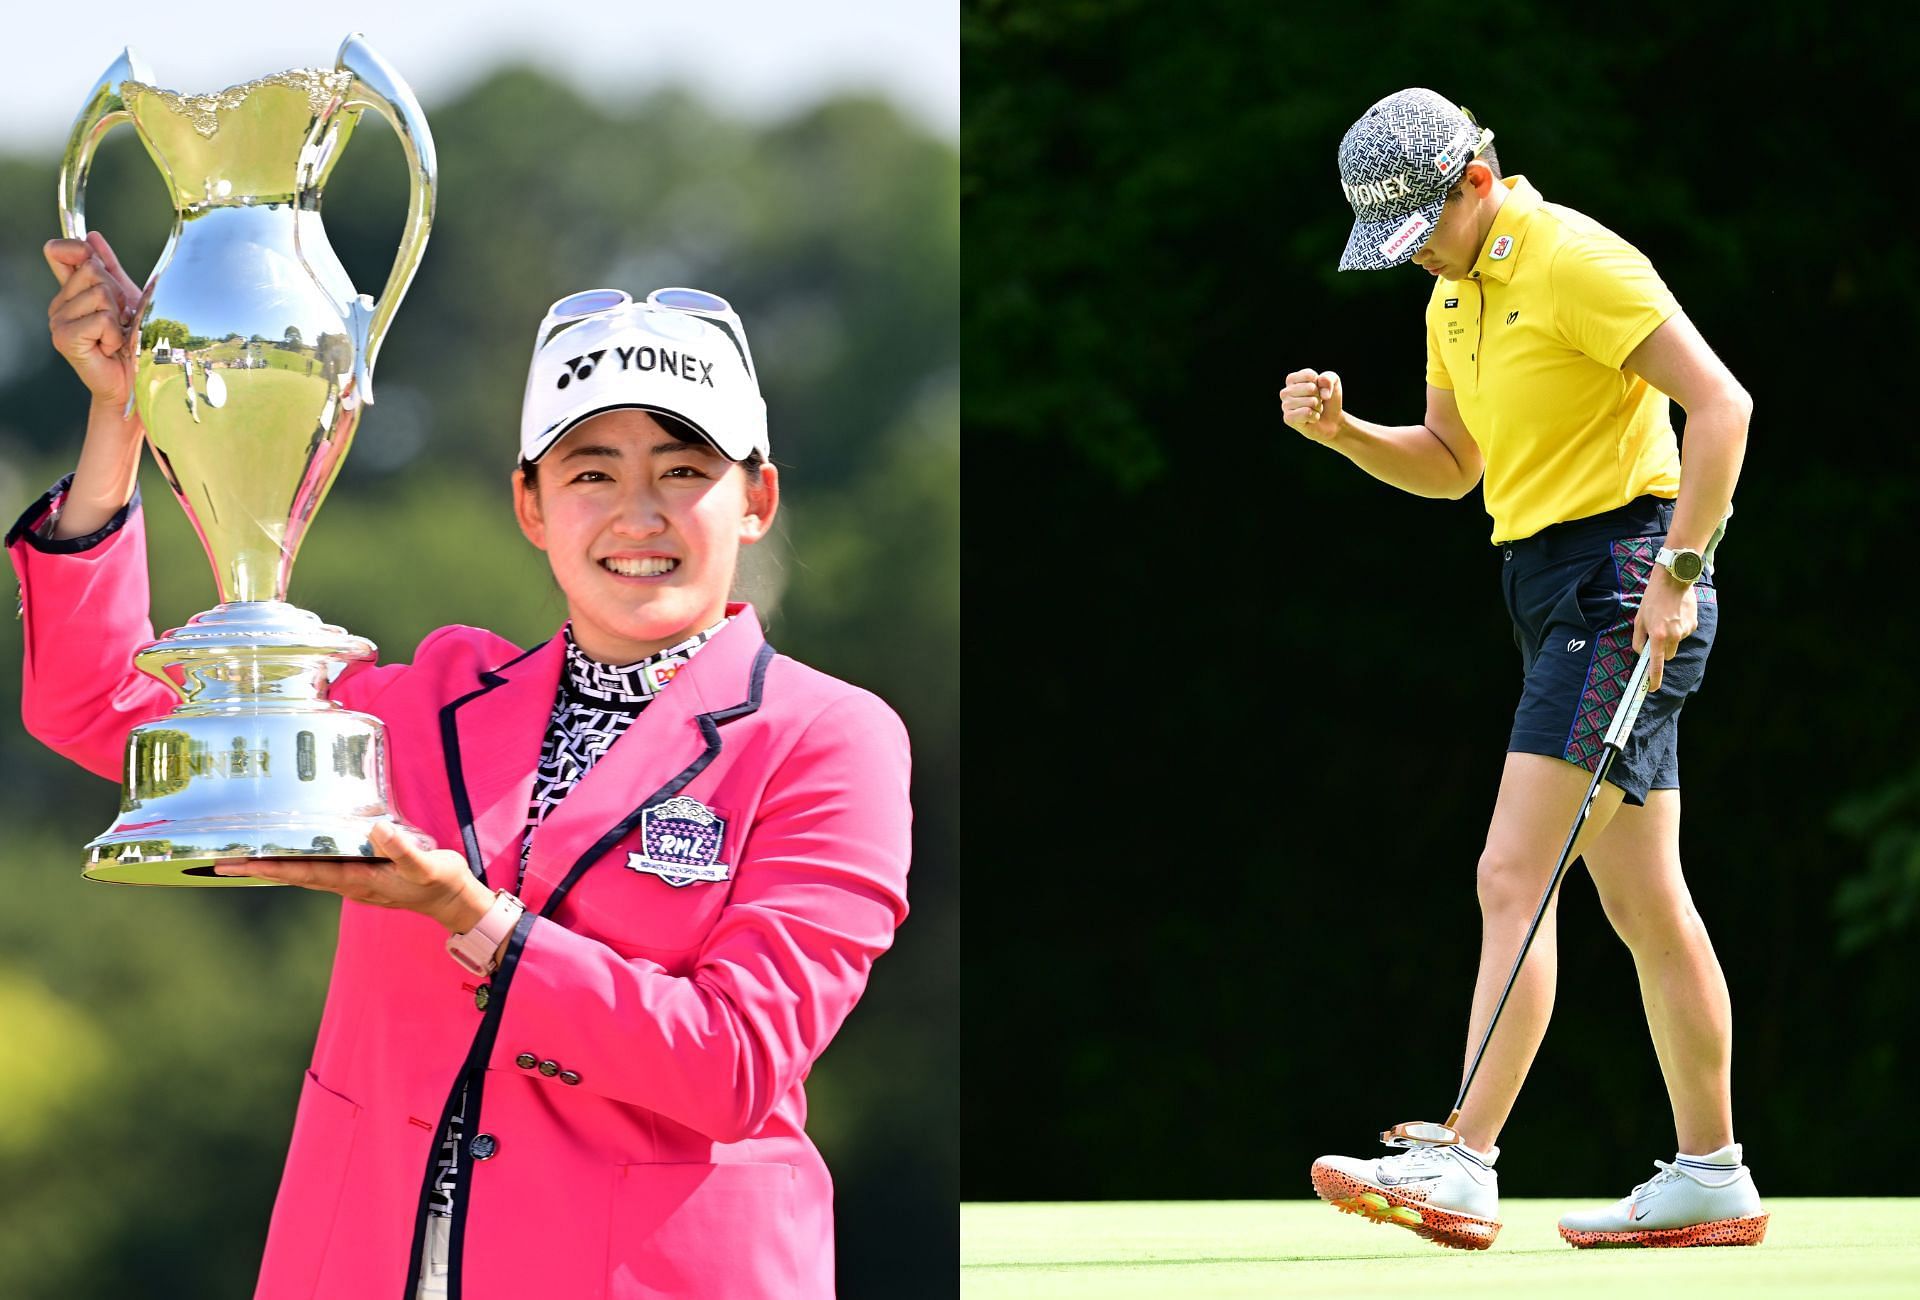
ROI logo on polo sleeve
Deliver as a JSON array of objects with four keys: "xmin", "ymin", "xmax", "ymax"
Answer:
[{"xmin": 626, "ymin": 796, "xmax": 731, "ymax": 887}]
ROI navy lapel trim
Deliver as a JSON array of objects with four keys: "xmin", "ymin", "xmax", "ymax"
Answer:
[
  {"xmin": 439, "ymin": 642, "xmax": 546, "ymax": 877},
  {"xmin": 539, "ymin": 640, "xmax": 775, "ymax": 919},
  {"xmin": 441, "ymin": 907, "xmax": 535, "ymax": 1300},
  {"xmin": 406, "ymin": 638, "xmax": 547, "ymax": 1300},
  {"xmin": 410, "ymin": 636, "xmax": 767, "ymax": 1299},
  {"xmin": 401, "ymin": 907, "xmax": 537, "ymax": 1300}
]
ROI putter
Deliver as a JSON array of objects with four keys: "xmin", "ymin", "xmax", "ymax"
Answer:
[{"xmin": 1382, "ymin": 513, "xmax": 1729, "ymax": 1151}]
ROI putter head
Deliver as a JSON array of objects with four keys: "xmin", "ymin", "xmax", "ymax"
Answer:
[{"xmin": 1380, "ymin": 1120, "xmax": 1461, "ymax": 1148}]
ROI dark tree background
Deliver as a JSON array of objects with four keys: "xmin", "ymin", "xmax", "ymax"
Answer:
[{"xmin": 963, "ymin": 0, "xmax": 1920, "ymax": 1200}]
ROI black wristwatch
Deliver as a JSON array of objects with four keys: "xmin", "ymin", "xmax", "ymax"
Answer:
[{"xmin": 1655, "ymin": 546, "xmax": 1705, "ymax": 585}]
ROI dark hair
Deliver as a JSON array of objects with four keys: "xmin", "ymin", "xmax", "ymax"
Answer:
[{"xmin": 519, "ymin": 444, "xmax": 767, "ymax": 488}]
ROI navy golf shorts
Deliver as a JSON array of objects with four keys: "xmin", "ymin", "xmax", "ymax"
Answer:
[{"xmin": 1499, "ymin": 495, "xmax": 1717, "ymax": 806}]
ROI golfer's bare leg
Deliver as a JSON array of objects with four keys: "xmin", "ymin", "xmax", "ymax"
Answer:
[
  {"xmin": 1582, "ymin": 788, "xmax": 1735, "ymax": 1155},
  {"xmin": 1452, "ymin": 752, "xmax": 1624, "ymax": 1153}
]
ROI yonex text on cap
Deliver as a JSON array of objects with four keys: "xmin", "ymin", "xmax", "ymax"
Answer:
[
  {"xmin": 520, "ymin": 303, "xmax": 769, "ymax": 463},
  {"xmin": 1337, "ymin": 88, "xmax": 1494, "ymax": 272}
]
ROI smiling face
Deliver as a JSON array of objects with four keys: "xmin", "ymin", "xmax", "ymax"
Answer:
[
  {"xmin": 512, "ymin": 409, "xmax": 778, "ymax": 664},
  {"xmin": 1410, "ymin": 160, "xmax": 1505, "ymax": 281}
]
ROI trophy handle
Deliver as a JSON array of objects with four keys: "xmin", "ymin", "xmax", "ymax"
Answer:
[
  {"xmin": 332, "ymin": 33, "xmax": 437, "ymax": 408},
  {"xmin": 57, "ymin": 47, "xmax": 157, "ymax": 240}
]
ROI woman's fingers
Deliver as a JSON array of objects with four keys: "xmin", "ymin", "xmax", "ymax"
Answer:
[
  {"xmin": 54, "ymin": 307, "xmax": 126, "ymax": 361},
  {"xmin": 47, "ymin": 234, "xmax": 139, "ymax": 302},
  {"xmin": 368, "ymin": 821, "xmax": 445, "ymax": 880},
  {"xmin": 87, "ymin": 231, "xmax": 141, "ymax": 305},
  {"xmin": 210, "ymin": 858, "xmax": 416, "ymax": 912},
  {"xmin": 1279, "ymin": 383, "xmax": 1325, "ymax": 427},
  {"xmin": 49, "ymin": 257, "xmax": 107, "ymax": 314},
  {"xmin": 53, "ymin": 286, "xmax": 129, "ymax": 355},
  {"xmin": 212, "ymin": 857, "xmax": 380, "ymax": 889},
  {"xmin": 53, "ymin": 281, "xmax": 120, "ymax": 324},
  {"xmin": 43, "ymin": 237, "xmax": 92, "ymax": 287},
  {"xmin": 50, "ymin": 262, "xmax": 135, "ymax": 334}
]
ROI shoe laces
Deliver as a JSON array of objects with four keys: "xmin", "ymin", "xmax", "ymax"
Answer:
[
  {"xmin": 1384, "ymin": 1143, "xmax": 1456, "ymax": 1173},
  {"xmin": 1630, "ymin": 1160, "xmax": 1684, "ymax": 1201}
]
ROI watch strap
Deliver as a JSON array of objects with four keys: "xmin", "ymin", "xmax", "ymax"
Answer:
[
  {"xmin": 1655, "ymin": 546, "xmax": 1704, "ymax": 585},
  {"xmin": 447, "ymin": 890, "xmax": 525, "ymax": 976}
]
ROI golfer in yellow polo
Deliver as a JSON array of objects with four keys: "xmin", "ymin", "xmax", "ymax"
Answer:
[{"xmin": 1284, "ymin": 88, "xmax": 1764, "ymax": 1250}]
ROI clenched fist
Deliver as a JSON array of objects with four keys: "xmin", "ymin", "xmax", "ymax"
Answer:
[
  {"xmin": 45, "ymin": 232, "xmax": 143, "ymax": 412},
  {"xmin": 1280, "ymin": 368, "xmax": 1344, "ymax": 443}
]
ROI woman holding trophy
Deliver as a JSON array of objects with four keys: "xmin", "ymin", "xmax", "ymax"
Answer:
[{"xmin": 15, "ymin": 231, "xmax": 913, "ymax": 1300}]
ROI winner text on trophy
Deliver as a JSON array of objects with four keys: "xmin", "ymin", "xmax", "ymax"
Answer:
[{"xmin": 59, "ymin": 34, "xmax": 434, "ymax": 885}]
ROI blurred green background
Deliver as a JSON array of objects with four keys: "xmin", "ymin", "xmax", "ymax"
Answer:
[
  {"xmin": 0, "ymin": 52, "xmax": 955, "ymax": 1300},
  {"xmin": 964, "ymin": 0, "xmax": 1920, "ymax": 1204}
]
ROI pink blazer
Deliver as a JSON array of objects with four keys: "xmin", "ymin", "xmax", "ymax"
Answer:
[{"xmin": 10, "ymin": 490, "xmax": 912, "ymax": 1300}]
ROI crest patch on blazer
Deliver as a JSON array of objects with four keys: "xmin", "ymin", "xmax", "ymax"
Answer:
[{"xmin": 627, "ymin": 796, "xmax": 731, "ymax": 887}]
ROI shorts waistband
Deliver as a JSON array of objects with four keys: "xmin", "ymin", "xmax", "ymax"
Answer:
[{"xmin": 1498, "ymin": 496, "xmax": 1674, "ymax": 564}]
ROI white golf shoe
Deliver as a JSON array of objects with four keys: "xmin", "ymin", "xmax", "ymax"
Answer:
[
  {"xmin": 1558, "ymin": 1143, "xmax": 1769, "ymax": 1247},
  {"xmin": 1310, "ymin": 1141, "xmax": 1502, "ymax": 1250}
]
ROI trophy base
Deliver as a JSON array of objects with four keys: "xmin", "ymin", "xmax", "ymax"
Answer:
[
  {"xmin": 83, "ymin": 815, "xmax": 406, "ymax": 886},
  {"xmin": 85, "ymin": 601, "xmax": 423, "ymax": 888}
]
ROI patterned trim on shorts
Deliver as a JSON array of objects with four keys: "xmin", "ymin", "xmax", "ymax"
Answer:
[{"xmin": 1563, "ymin": 538, "xmax": 1655, "ymax": 770}]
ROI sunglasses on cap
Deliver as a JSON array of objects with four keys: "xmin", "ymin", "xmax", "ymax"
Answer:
[
  {"xmin": 1448, "ymin": 123, "xmax": 1497, "ymax": 188},
  {"xmin": 532, "ymin": 286, "xmax": 759, "ymax": 387}
]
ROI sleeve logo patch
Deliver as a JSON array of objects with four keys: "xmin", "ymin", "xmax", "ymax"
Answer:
[
  {"xmin": 1489, "ymin": 234, "xmax": 1514, "ymax": 261},
  {"xmin": 1379, "ymin": 212, "xmax": 1431, "ymax": 260},
  {"xmin": 627, "ymin": 796, "xmax": 730, "ymax": 886},
  {"xmin": 1444, "ymin": 297, "xmax": 1459, "ymax": 309}
]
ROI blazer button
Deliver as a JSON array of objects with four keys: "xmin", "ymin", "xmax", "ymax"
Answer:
[
  {"xmin": 514, "ymin": 1053, "xmax": 537, "ymax": 1070},
  {"xmin": 469, "ymin": 1133, "xmax": 498, "ymax": 1161},
  {"xmin": 538, "ymin": 1060, "xmax": 560, "ymax": 1077},
  {"xmin": 474, "ymin": 985, "xmax": 490, "ymax": 1011},
  {"xmin": 559, "ymin": 1071, "xmax": 581, "ymax": 1086}
]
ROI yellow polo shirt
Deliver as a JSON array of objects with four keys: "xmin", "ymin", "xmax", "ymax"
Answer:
[{"xmin": 1425, "ymin": 176, "xmax": 1682, "ymax": 542}]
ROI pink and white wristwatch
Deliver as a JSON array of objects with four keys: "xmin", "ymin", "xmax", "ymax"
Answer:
[{"xmin": 446, "ymin": 890, "xmax": 525, "ymax": 976}]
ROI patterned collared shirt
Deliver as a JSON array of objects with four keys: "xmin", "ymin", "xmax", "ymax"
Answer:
[
  {"xmin": 514, "ymin": 622, "xmax": 723, "ymax": 892},
  {"xmin": 428, "ymin": 618, "xmax": 726, "ymax": 1220}
]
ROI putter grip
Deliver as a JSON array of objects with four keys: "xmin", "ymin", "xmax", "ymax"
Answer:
[
  {"xmin": 1602, "ymin": 644, "xmax": 1658, "ymax": 751},
  {"xmin": 1601, "ymin": 507, "xmax": 1730, "ymax": 752}
]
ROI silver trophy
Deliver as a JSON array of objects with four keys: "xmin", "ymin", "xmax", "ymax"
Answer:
[{"xmin": 59, "ymin": 34, "xmax": 434, "ymax": 885}]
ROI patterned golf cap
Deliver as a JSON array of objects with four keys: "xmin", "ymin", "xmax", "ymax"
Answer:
[{"xmin": 1337, "ymin": 88, "xmax": 1494, "ymax": 271}]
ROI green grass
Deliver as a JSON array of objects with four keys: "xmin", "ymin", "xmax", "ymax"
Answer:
[{"xmin": 961, "ymin": 1200, "xmax": 1920, "ymax": 1298}]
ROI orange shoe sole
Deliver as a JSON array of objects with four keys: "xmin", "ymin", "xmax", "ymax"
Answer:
[
  {"xmin": 1310, "ymin": 1161, "xmax": 1501, "ymax": 1251},
  {"xmin": 1559, "ymin": 1213, "xmax": 1769, "ymax": 1248}
]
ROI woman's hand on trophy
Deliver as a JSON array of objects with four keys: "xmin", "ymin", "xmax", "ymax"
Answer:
[
  {"xmin": 212, "ymin": 822, "xmax": 497, "ymax": 936},
  {"xmin": 44, "ymin": 233, "xmax": 141, "ymax": 411}
]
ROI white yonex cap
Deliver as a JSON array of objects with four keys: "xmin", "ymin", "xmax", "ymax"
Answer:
[
  {"xmin": 519, "ymin": 299, "xmax": 769, "ymax": 463},
  {"xmin": 1336, "ymin": 88, "xmax": 1494, "ymax": 271}
]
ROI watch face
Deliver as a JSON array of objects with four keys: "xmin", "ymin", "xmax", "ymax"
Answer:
[{"xmin": 1671, "ymin": 550, "xmax": 1704, "ymax": 582}]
